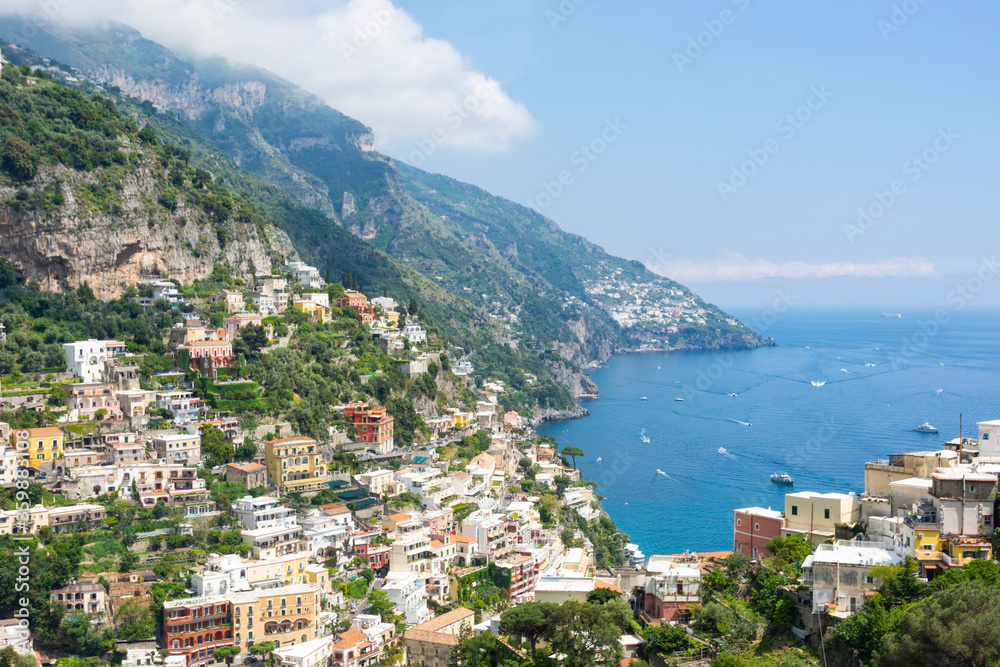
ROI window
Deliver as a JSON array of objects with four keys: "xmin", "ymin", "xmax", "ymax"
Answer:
[
  {"xmin": 922, "ymin": 544, "xmax": 933, "ymax": 551},
  {"xmin": 824, "ymin": 509, "xmax": 830, "ymax": 520},
  {"xmin": 791, "ymin": 506, "xmax": 798, "ymax": 516},
  {"xmin": 754, "ymin": 523, "xmax": 760, "ymax": 531},
  {"xmin": 737, "ymin": 519, "xmax": 741, "ymax": 527}
]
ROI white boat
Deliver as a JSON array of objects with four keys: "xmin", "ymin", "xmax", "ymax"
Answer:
[
  {"xmin": 913, "ymin": 422, "xmax": 939, "ymax": 434},
  {"xmin": 596, "ymin": 457, "xmax": 603, "ymax": 463},
  {"xmin": 718, "ymin": 447, "xmax": 728, "ymax": 455},
  {"xmin": 674, "ymin": 397, "xmax": 684, "ymax": 402},
  {"xmin": 729, "ymin": 393, "xmax": 738, "ymax": 397},
  {"xmin": 882, "ymin": 313, "xmax": 902, "ymax": 318},
  {"xmin": 770, "ymin": 472, "xmax": 794, "ymax": 485},
  {"xmin": 640, "ymin": 396, "xmax": 648, "ymax": 401},
  {"xmin": 640, "ymin": 433, "xmax": 650, "ymax": 443}
]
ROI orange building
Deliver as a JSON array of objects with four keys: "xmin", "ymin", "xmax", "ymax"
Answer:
[{"xmin": 344, "ymin": 402, "xmax": 394, "ymax": 451}]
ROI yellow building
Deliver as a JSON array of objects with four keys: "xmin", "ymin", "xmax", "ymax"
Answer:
[
  {"xmin": 21, "ymin": 427, "xmax": 65, "ymax": 471},
  {"xmin": 229, "ymin": 584, "xmax": 322, "ymax": 651},
  {"xmin": 264, "ymin": 437, "xmax": 327, "ymax": 494},
  {"xmin": 291, "ymin": 300, "xmax": 331, "ymax": 324}
]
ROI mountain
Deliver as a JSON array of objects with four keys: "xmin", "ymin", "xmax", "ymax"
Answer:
[{"xmin": 0, "ymin": 18, "xmax": 772, "ymax": 402}]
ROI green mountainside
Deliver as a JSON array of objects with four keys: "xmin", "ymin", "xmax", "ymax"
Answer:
[{"xmin": 0, "ymin": 18, "xmax": 772, "ymax": 408}]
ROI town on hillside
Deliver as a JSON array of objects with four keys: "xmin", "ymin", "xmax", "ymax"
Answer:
[{"xmin": 1, "ymin": 261, "xmax": 998, "ymax": 666}]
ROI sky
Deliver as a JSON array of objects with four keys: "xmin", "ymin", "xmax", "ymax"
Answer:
[{"xmin": 6, "ymin": 0, "xmax": 999, "ymax": 308}]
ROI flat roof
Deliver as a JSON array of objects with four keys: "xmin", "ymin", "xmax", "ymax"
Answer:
[{"xmin": 735, "ymin": 506, "xmax": 784, "ymax": 519}]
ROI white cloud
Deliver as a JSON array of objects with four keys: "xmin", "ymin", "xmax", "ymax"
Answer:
[
  {"xmin": 7, "ymin": 0, "xmax": 537, "ymax": 153},
  {"xmin": 648, "ymin": 249, "xmax": 938, "ymax": 282}
]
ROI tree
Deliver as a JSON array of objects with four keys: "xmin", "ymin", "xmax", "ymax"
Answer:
[
  {"xmin": 4, "ymin": 135, "xmax": 34, "ymax": 180},
  {"xmin": 367, "ymin": 589, "xmax": 395, "ymax": 619},
  {"xmin": 213, "ymin": 646, "xmax": 241, "ymax": 666},
  {"xmin": 118, "ymin": 545, "xmax": 139, "ymax": 572},
  {"xmin": 831, "ymin": 594, "xmax": 900, "ymax": 666},
  {"xmin": 871, "ymin": 556, "xmax": 925, "ymax": 606},
  {"xmin": 586, "ymin": 587, "xmax": 620, "ymax": 605},
  {"xmin": 249, "ymin": 641, "xmax": 276, "ymax": 667},
  {"xmin": 500, "ymin": 601, "xmax": 557, "ymax": 655},
  {"xmin": 76, "ymin": 283, "xmax": 96, "ymax": 304},
  {"xmin": 554, "ymin": 475, "xmax": 570, "ymax": 499},
  {"xmin": 0, "ymin": 257, "xmax": 16, "ymax": 288},
  {"xmin": 644, "ymin": 624, "xmax": 691, "ymax": 655},
  {"xmin": 875, "ymin": 580, "xmax": 1000, "ymax": 666},
  {"xmin": 137, "ymin": 127, "xmax": 159, "ymax": 145},
  {"xmin": 240, "ymin": 324, "xmax": 269, "ymax": 354},
  {"xmin": 548, "ymin": 600, "xmax": 624, "ymax": 667},
  {"xmin": 116, "ymin": 599, "xmax": 155, "ymax": 641},
  {"xmin": 561, "ymin": 446, "xmax": 584, "ymax": 469}
]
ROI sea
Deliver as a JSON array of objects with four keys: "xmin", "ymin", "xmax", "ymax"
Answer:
[{"xmin": 536, "ymin": 307, "xmax": 1000, "ymax": 558}]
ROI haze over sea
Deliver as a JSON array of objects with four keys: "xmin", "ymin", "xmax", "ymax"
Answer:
[{"xmin": 537, "ymin": 307, "xmax": 1000, "ymax": 558}]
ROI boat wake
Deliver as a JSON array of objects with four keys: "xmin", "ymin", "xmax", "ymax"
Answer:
[
  {"xmin": 727, "ymin": 418, "xmax": 751, "ymax": 427},
  {"xmin": 811, "ymin": 380, "xmax": 826, "ymax": 387},
  {"xmin": 935, "ymin": 388, "xmax": 944, "ymax": 395},
  {"xmin": 639, "ymin": 428, "xmax": 651, "ymax": 443},
  {"xmin": 655, "ymin": 469, "xmax": 673, "ymax": 480},
  {"xmin": 596, "ymin": 457, "xmax": 603, "ymax": 463}
]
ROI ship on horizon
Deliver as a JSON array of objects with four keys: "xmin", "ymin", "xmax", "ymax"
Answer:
[{"xmin": 881, "ymin": 312, "xmax": 903, "ymax": 318}]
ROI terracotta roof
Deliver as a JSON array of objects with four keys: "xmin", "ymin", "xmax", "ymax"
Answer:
[
  {"xmin": 26, "ymin": 427, "xmax": 63, "ymax": 436},
  {"xmin": 332, "ymin": 628, "xmax": 369, "ymax": 648},
  {"xmin": 387, "ymin": 513, "xmax": 411, "ymax": 521},
  {"xmin": 429, "ymin": 540, "xmax": 444, "ymax": 548},
  {"xmin": 319, "ymin": 504, "xmax": 351, "ymax": 515},
  {"xmin": 451, "ymin": 535, "xmax": 475, "ymax": 543},
  {"xmin": 594, "ymin": 579, "xmax": 622, "ymax": 592},
  {"xmin": 228, "ymin": 462, "xmax": 266, "ymax": 472}
]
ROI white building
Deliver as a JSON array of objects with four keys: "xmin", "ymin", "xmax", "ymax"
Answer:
[
  {"xmin": 63, "ymin": 339, "xmax": 122, "ymax": 383},
  {"xmin": 382, "ymin": 572, "xmax": 431, "ymax": 625},
  {"xmin": 401, "ymin": 322, "xmax": 427, "ymax": 345},
  {"xmin": 155, "ymin": 392, "xmax": 205, "ymax": 426},
  {"xmin": 151, "ymin": 280, "xmax": 183, "ymax": 304},
  {"xmin": 288, "ymin": 262, "xmax": 323, "ymax": 289},
  {"xmin": 273, "ymin": 635, "xmax": 333, "ymax": 667},
  {"xmin": 233, "ymin": 495, "xmax": 298, "ymax": 531},
  {"xmin": 802, "ymin": 540, "xmax": 903, "ymax": 615}
]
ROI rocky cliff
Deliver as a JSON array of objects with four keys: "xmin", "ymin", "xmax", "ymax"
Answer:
[{"xmin": 0, "ymin": 165, "xmax": 294, "ymax": 300}]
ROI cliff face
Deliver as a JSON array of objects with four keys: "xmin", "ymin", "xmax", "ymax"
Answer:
[{"xmin": 0, "ymin": 165, "xmax": 294, "ymax": 300}]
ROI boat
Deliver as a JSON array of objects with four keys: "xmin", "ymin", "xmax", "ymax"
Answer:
[
  {"xmin": 718, "ymin": 447, "xmax": 728, "ymax": 455},
  {"xmin": 674, "ymin": 397, "xmax": 684, "ymax": 402},
  {"xmin": 729, "ymin": 393, "xmax": 738, "ymax": 397},
  {"xmin": 882, "ymin": 313, "xmax": 902, "ymax": 318},
  {"xmin": 596, "ymin": 457, "xmax": 602, "ymax": 463},
  {"xmin": 770, "ymin": 472, "xmax": 794, "ymax": 485},
  {"xmin": 913, "ymin": 422, "xmax": 939, "ymax": 434},
  {"xmin": 640, "ymin": 396, "xmax": 648, "ymax": 401}
]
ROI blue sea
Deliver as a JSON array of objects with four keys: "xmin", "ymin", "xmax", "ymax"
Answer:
[{"xmin": 536, "ymin": 308, "xmax": 1000, "ymax": 557}]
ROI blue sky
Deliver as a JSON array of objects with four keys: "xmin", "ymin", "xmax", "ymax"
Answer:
[
  {"xmin": 24, "ymin": 0, "xmax": 1000, "ymax": 309},
  {"xmin": 389, "ymin": 1, "xmax": 1000, "ymax": 308}
]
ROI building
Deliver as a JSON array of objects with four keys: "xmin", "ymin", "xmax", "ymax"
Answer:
[
  {"xmin": 254, "ymin": 276, "xmax": 290, "ymax": 315},
  {"xmin": 264, "ymin": 437, "xmax": 327, "ymax": 494},
  {"xmin": 224, "ymin": 312, "xmax": 264, "ymax": 342},
  {"xmin": 343, "ymin": 403, "xmax": 394, "ymax": 454},
  {"xmin": 48, "ymin": 504, "xmax": 106, "ymax": 533},
  {"xmin": 63, "ymin": 339, "xmax": 124, "ymax": 383},
  {"xmin": 733, "ymin": 507, "xmax": 786, "ymax": 558},
  {"xmin": 52, "ymin": 581, "xmax": 107, "ymax": 616},
  {"xmin": 163, "ymin": 597, "xmax": 234, "ymax": 667},
  {"xmin": 782, "ymin": 491, "xmax": 860, "ymax": 546},
  {"xmin": 273, "ymin": 635, "xmax": 334, "ymax": 667},
  {"xmin": 109, "ymin": 438, "xmax": 147, "ymax": 465},
  {"xmin": 156, "ymin": 392, "xmax": 205, "ymax": 426},
  {"xmin": 802, "ymin": 540, "xmax": 902, "ymax": 615},
  {"xmin": 0, "ymin": 444, "xmax": 20, "ymax": 487},
  {"xmin": 225, "ymin": 462, "xmax": 268, "ymax": 490},
  {"xmin": 642, "ymin": 556, "xmax": 702, "ymax": 623},
  {"xmin": 382, "ymin": 572, "xmax": 430, "ymax": 625},
  {"xmin": 151, "ymin": 433, "xmax": 202, "ymax": 465},
  {"xmin": 65, "ymin": 383, "xmax": 123, "ymax": 421},
  {"xmin": 292, "ymin": 299, "xmax": 331, "ymax": 324},
  {"xmin": 330, "ymin": 628, "xmax": 379, "ymax": 667},
  {"xmin": 288, "ymin": 262, "xmax": 323, "ymax": 289},
  {"xmin": 211, "ymin": 290, "xmax": 245, "ymax": 314},
  {"xmin": 930, "ymin": 466, "xmax": 996, "ymax": 566},
  {"xmin": 334, "ymin": 291, "xmax": 376, "ymax": 325},
  {"xmin": 402, "ymin": 608, "xmax": 475, "ymax": 667},
  {"xmin": 151, "ymin": 281, "xmax": 183, "ymax": 304},
  {"xmin": 355, "ymin": 469, "xmax": 397, "ymax": 497},
  {"xmin": 229, "ymin": 584, "xmax": 322, "ymax": 651},
  {"xmin": 401, "ymin": 322, "xmax": 427, "ymax": 345},
  {"xmin": 181, "ymin": 340, "xmax": 235, "ymax": 378},
  {"xmin": 21, "ymin": 427, "xmax": 64, "ymax": 471}
]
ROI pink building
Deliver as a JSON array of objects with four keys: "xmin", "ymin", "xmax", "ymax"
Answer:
[
  {"xmin": 181, "ymin": 340, "xmax": 235, "ymax": 377},
  {"xmin": 66, "ymin": 383, "xmax": 123, "ymax": 421},
  {"xmin": 733, "ymin": 507, "xmax": 786, "ymax": 559},
  {"xmin": 223, "ymin": 312, "xmax": 263, "ymax": 342}
]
